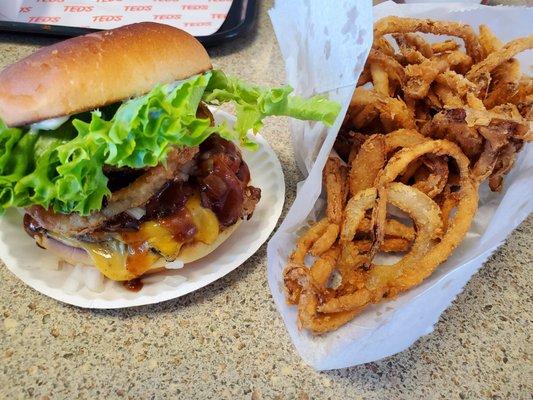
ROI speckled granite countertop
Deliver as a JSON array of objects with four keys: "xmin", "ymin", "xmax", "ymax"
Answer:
[{"xmin": 0, "ymin": 1, "xmax": 531, "ymax": 399}]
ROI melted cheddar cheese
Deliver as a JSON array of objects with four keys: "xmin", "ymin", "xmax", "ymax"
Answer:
[
  {"xmin": 79, "ymin": 194, "xmax": 220, "ymax": 281},
  {"xmin": 186, "ymin": 195, "xmax": 220, "ymax": 245}
]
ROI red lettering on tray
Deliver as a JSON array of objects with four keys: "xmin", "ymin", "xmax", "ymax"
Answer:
[
  {"xmin": 153, "ymin": 14, "xmax": 182, "ymax": 20},
  {"xmin": 181, "ymin": 4, "xmax": 208, "ymax": 10},
  {"xmin": 28, "ymin": 16, "xmax": 61, "ymax": 23},
  {"xmin": 124, "ymin": 5, "xmax": 152, "ymax": 11},
  {"xmin": 211, "ymin": 13, "xmax": 227, "ymax": 19},
  {"xmin": 19, "ymin": 7, "xmax": 32, "ymax": 13},
  {"xmin": 184, "ymin": 21, "xmax": 212, "ymax": 27},
  {"xmin": 92, "ymin": 15, "xmax": 123, "ymax": 22},
  {"xmin": 64, "ymin": 5, "xmax": 94, "ymax": 12}
]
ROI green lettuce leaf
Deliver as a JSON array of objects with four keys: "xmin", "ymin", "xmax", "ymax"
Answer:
[
  {"xmin": 204, "ymin": 70, "xmax": 341, "ymax": 149},
  {"xmin": 0, "ymin": 70, "xmax": 341, "ymax": 215}
]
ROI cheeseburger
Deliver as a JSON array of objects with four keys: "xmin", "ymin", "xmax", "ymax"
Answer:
[{"xmin": 0, "ymin": 23, "xmax": 339, "ymax": 284}]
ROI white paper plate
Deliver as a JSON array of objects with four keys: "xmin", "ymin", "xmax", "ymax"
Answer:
[{"xmin": 0, "ymin": 109, "xmax": 285, "ymax": 308}]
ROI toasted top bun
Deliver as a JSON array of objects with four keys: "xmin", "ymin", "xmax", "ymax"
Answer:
[{"xmin": 0, "ymin": 22, "xmax": 212, "ymax": 127}]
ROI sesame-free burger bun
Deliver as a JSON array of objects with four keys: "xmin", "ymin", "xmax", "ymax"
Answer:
[
  {"xmin": 37, "ymin": 221, "xmax": 241, "ymax": 279},
  {"xmin": 36, "ymin": 220, "xmax": 242, "ymax": 274},
  {"xmin": 0, "ymin": 22, "xmax": 212, "ymax": 127}
]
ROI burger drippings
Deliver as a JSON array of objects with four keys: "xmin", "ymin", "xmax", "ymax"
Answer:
[
  {"xmin": 197, "ymin": 135, "xmax": 260, "ymax": 226},
  {"xmin": 103, "ymin": 213, "xmax": 140, "ymax": 232},
  {"xmin": 144, "ymin": 180, "xmax": 194, "ymax": 220},
  {"xmin": 159, "ymin": 207, "xmax": 197, "ymax": 242},
  {"xmin": 125, "ymin": 241, "xmax": 157, "ymax": 277},
  {"xmin": 142, "ymin": 180, "xmax": 198, "ymax": 243},
  {"xmin": 123, "ymin": 278, "xmax": 143, "ymax": 292}
]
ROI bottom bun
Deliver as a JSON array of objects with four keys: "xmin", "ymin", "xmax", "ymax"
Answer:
[{"xmin": 37, "ymin": 220, "xmax": 241, "ymax": 278}]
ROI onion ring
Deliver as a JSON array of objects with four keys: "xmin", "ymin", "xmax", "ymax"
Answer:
[
  {"xmin": 320, "ymin": 182, "xmax": 442, "ymax": 313},
  {"xmin": 431, "ymin": 40, "xmax": 459, "ymax": 53},
  {"xmin": 375, "ymin": 140, "xmax": 478, "ymax": 290},
  {"xmin": 479, "ymin": 24, "xmax": 503, "ymax": 56},
  {"xmin": 348, "ymin": 134, "xmax": 387, "ymax": 196},
  {"xmin": 340, "ymin": 188, "xmax": 377, "ymax": 242},
  {"xmin": 367, "ymin": 49, "xmax": 406, "ymax": 86},
  {"xmin": 351, "ymin": 87, "xmax": 416, "ymax": 131},
  {"xmin": 309, "ymin": 246, "xmax": 340, "ymax": 289},
  {"xmin": 466, "ymin": 35, "xmax": 533, "ymax": 84},
  {"xmin": 309, "ymin": 223, "xmax": 340, "ymax": 257},
  {"xmin": 370, "ymin": 182, "xmax": 443, "ymax": 285},
  {"xmin": 289, "ymin": 218, "xmax": 330, "ymax": 265},
  {"xmin": 297, "ymin": 288, "xmax": 360, "ymax": 334},
  {"xmin": 323, "ymin": 157, "xmax": 348, "ymax": 225},
  {"xmin": 374, "ymin": 16, "xmax": 484, "ymax": 62}
]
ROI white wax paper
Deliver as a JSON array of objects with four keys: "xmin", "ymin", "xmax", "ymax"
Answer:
[{"xmin": 267, "ymin": 1, "xmax": 533, "ymax": 370}]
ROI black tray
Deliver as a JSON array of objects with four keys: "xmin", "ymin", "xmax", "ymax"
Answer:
[{"xmin": 0, "ymin": 0, "xmax": 257, "ymax": 46}]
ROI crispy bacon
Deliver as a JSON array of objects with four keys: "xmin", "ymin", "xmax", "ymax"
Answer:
[{"xmin": 197, "ymin": 135, "xmax": 261, "ymax": 226}]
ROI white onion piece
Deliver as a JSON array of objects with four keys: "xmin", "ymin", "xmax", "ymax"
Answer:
[
  {"xmin": 83, "ymin": 267, "xmax": 105, "ymax": 293},
  {"xmin": 164, "ymin": 259, "xmax": 185, "ymax": 270},
  {"xmin": 30, "ymin": 115, "xmax": 69, "ymax": 131},
  {"xmin": 62, "ymin": 265, "xmax": 84, "ymax": 294},
  {"xmin": 126, "ymin": 207, "xmax": 146, "ymax": 220}
]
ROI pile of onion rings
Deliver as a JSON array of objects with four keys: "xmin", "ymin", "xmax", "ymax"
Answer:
[{"xmin": 283, "ymin": 17, "xmax": 531, "ymax": 334}]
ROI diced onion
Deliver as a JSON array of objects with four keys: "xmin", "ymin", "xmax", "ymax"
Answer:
[
  {"xmin": 165, "ymin": 259, "xmax": 185, "ymax": 270},
  {"xmin": 83, "ymin": 266, "xmax": 105, "ymax": 293},
  {"xmin": 126, "ymin": 207, "xmax": 146, "ymax": 220}
]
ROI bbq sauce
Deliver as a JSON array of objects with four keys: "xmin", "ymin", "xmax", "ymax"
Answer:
[
  {"xmin": 197, "ymin": 135, "xmax": 251, "ymax": 226},
  {"xmin": 160, "ymin": 207, "xmax": 197, "ymax": 242},
  {"xmin": 144, "ymin": 181, "xmax": 194, "ymax": 220},
  {"xmin": 123, "ymin": 278, "xmax": 143, "ymax": 292}
]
